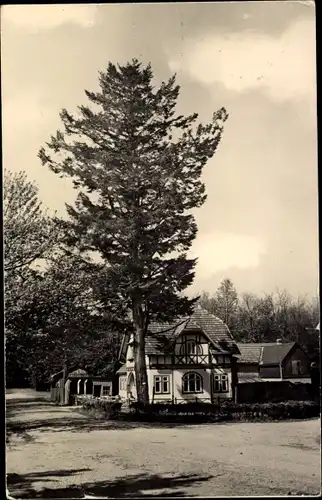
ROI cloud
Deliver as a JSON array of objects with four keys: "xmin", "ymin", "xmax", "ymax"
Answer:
[
  {"xmin": 1, "ymin": 5, "xmax": 97, "ymax": 31},
  {"xmin": 168, "ymin": 19, "xmax": 316, "ymax": 103},
  {"xmin": 190, "ymin": 232, "xmax": 266, "ymax": 280}
]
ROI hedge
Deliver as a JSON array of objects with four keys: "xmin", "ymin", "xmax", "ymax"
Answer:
[
  {"xmin": 76, "ymin": 397, "xmax": 319, "ymax": 422},
  {"xmin": 129, "ymin": 400, "xmax": 320, "ymax": 422},
  {"xmin": 77, "ymin": 396, "xmax": 123, "ymax": 419}
]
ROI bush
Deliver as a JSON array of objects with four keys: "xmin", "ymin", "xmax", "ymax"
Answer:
[
  {"xmin": 219, "ymin": 400, "xmax": 320, "ymax": 421},
  {"xmin": 78, "ymin": 396, "xmax": 123, "ymax": 419},
  {"xmin": 129, "ymin": 400, "xmax": 320, "ymax": 423}
]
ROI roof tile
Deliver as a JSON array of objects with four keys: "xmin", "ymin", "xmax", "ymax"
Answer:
[
  {"xmin": 237, "ymin": 342, "xmax": 296, "ymax": 365},
  {"xmin": 145, "ymin": 308, "xmax": 239, "ymax": 355}
]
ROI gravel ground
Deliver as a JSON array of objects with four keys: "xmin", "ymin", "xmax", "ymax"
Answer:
[{"xmin": 6, "ymin": 390, "xmax": 321, "ymax": 498}]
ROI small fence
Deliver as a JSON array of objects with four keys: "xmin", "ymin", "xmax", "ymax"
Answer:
[
  {"xmin": 50, "ymin": 387, "xmax": 65, "ymax": 404},
  {"xmin": 151, "ymin": 397, "xmax": 213, "ymax": 405}
]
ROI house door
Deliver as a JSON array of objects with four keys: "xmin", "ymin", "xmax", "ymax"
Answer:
[
  {"xmin": 93, "ymin": 384, "xmax": 101, "ymax": 397},
  {"xmin": 127, "ymin": 372, "xmax": 137, "ymax": 400}
]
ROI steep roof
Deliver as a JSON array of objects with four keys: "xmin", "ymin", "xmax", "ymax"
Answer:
[
  {"xmin": 237, "ymin": 344, "xmax": 263, "ymax": 364},
  {"xmin": 145, "ymin": 307, "xmax": 239, "ymax": 355},
  {"xmin": 237, "ymin": 342, "xmax": 296, "ymax": 365},
  {"xmin": 68, "ymin": 369, "xmax": 88, "ymax": 378},
  {"xmin": 260, "ymin": 343, "xmax": 296, "ymax": 365},
  {"xmin": 116, "ymin": 363, "xmax": 127, "ymax": 375}
]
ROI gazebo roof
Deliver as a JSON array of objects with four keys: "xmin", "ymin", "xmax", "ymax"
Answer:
[{"xmin": 68, "ymin": 369, "xmax": 88, "ymax": 378}]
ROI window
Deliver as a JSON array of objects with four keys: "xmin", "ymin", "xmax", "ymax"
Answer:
[
  {"xmin": 213, "ymin": 374, "xmax": 228, "ymax": 393},
  {"xmin": 179, "ymin": 340, "xmax": 203, "ymax": 363},
  {"xmin": 182, "ymin": 372, "xmax": 203, "ymax": 393},
  {"xmin": 154, "ymin": 375, "xmax": 170, "ymax": 394},
  {"xmin": 102, "ymin": 385, "xmax": 111, "ymax": 396},
  {"xmin": 291, "ymin": 360, "xmax": 302, "ymax": 375},
  {"xmin": 182, "ymin": 340, "xmax": 202, "ymax": 355},
  {"xmin": 119, "ymin": 376, "xmax": 126, "ymax": 391}
]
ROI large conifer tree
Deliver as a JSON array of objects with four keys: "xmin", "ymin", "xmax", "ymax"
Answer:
[{"xmin": 39, "ymin": 59, "xmax": 228, "ymax": 403}]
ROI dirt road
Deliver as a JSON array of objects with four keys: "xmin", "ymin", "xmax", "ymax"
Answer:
[{"xmin": 6, "ymin": 390, "xmax": 321, "ymax": 498}]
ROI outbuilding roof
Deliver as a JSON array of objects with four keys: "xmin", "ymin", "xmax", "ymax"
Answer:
[
  {"xmin": 237, "ymin": 342, "xmax": 297, "ymax": 365},
  {"xmin": 236, "ymin": 344, "xmax": 263, "ymax": 364},
  {"xmin": 68, "ymin": 369, "xmax": 88, "ymax": 378},
  {"xmin": 260, "ymin": 343, "xmax": 296, "ymax": 365},
  {"xmin": 237, "ymin": 373, "xmax": 264, "ymax": 384}
]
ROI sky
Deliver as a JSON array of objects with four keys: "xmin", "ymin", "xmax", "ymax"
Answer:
[{"xmin": 1, "ymin": 1, "xmax": 318, "ymax": 299}]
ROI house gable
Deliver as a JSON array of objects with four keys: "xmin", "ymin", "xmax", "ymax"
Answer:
[
  {"xmin": 282, "ymin": 344, "xmax": 311, "ymax": 378},
  {"xmin": 258, "ymin": 343, "xmax": 293, "ymax": 379},
  {"xmin": 145, "ymin": 308, "xmax": 239, "ymax": 357},
  {"xmin": 174, "ymin": 330, "xmax": 210, "ymax": 354},
  {"xmin": 260, "ymin": 343, "xmax": 295, "ymax": 366},
  {"xmin": 237, "ymin": 341, "xmax": 311, "ymax": 380}
]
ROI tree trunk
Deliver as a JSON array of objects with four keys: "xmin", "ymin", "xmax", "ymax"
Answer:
[{"xmin": 132, "ymin": 298, "xmax": 149, "ymax": 405}]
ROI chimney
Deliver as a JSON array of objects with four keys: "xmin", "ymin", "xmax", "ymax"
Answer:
[{"xmin": 276, "ymin": 339, "xmax": 282, "ymax": 344}]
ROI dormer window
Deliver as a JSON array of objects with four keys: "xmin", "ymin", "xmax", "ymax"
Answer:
[
  {"xmin": 180, "ymin": 339, "xmax": 203, "ymax": 356},
  {"xmin": 187, "ymin": 341, "xmax": 198, "ymax": 355}
]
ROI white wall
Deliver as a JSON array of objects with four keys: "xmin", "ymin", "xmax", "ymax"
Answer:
[
  {"xmin": 118, "ymin": 375, "xmax": 127, "ymax": 399},
  {"xmin": 119, "ymin": 366, "xmax": 233, "ymax": 402},
  {"xmin": 147, "ymin": 367, "xmax": 233, "ymax": 402},
  {"xmin": 147, "ymin": 368, "xmax": 173, "ymax": 402},
  {"xmin": 173, "ymin": 368, "xmax": 212, "ymax": 402}
]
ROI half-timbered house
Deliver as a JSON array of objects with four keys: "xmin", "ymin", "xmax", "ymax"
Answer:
[{"xmin": 116, "ymin": 306, "xmax": 240, "ymax": 403}]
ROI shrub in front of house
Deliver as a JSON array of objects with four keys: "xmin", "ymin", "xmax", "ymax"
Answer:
[
  {"xmin": 218, "ymin": 400, "xmax": 320, "ymax": 421},
  {"xmin": 78, "ymin": 396, "xmax": 123, "ymax": 419},
  {"xmin": 129, "ymin": 400, "xmax": 320, "ymax": 422}
]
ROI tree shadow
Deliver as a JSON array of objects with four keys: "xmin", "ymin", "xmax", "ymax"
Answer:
[
  {"xmin": 6, "ymin": 397, "xmax": 234, "ymax": 445},
  {"xmin": 6, "ymin": 408, "xmax": 232, "ymax": 442},
  {"xmin": 6, "ymin": 425, "xmax": 35, "ymax": 445},
  {"xmin": 6, "ymin": 402, "xmax": 69, "ymax": 418},
  {"xmin": 6, "ymin": 397, "xmax": 51, "ymax": 406},
  {"xmin": 7, "ymin": 470, "xmax": 212, "ymax": 498}
]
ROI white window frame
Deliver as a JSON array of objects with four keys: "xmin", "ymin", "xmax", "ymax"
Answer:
[
  {"xmin": 213, "ymin": 374, "xmax": 229, "ymax": 393},
  {"xmin": 182, "ymin": 372, "xmax": 203, "ymax": 394},
  {"xmin": 119, "ymin": 376, "xmax": 126, "ymax": 391},
  {"xmin": 154, "ymin": 375, "xmax": 170, "ymax": 394},
  {"xmin": 99, "ymin": 382, "xmax": 112, "ymax": 397}
]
